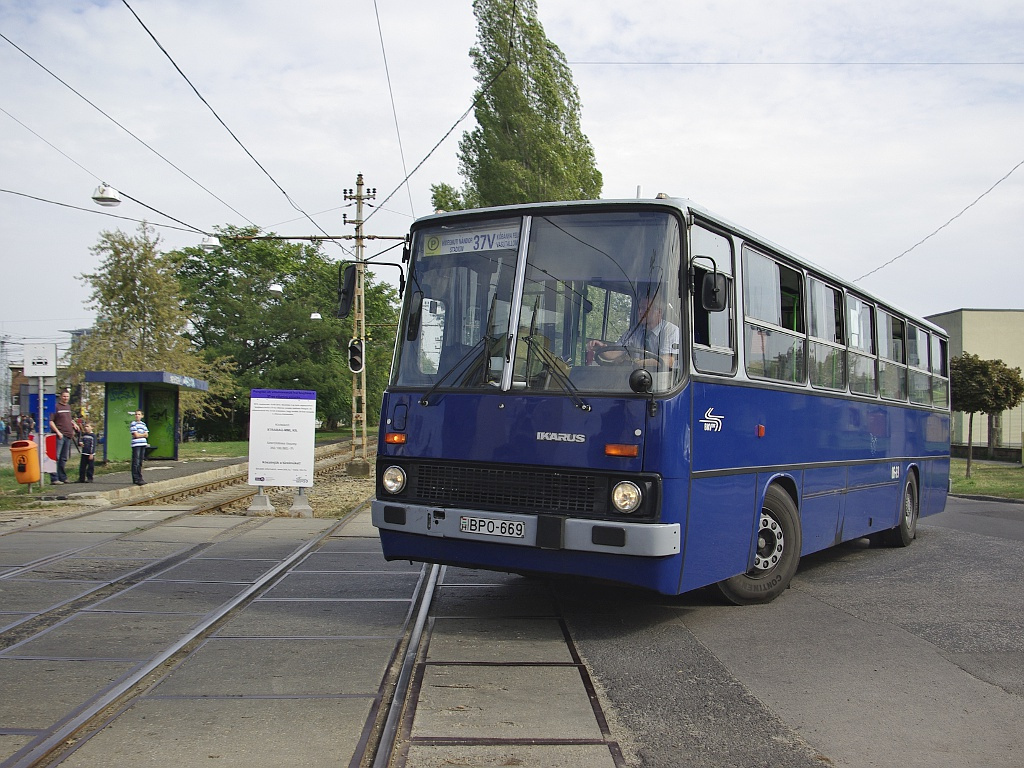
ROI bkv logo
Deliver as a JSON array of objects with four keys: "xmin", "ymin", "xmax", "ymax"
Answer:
[{"xmin": 700, "ymin": 408, "xmax": 724, "ymax": 432}]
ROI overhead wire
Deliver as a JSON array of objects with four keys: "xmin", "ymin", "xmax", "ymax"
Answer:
[
  {"xmin": 855, "ymin": 157, "xmax": 1024, "ymax": 282},
  {"xmin": 0, "ymin": 187, "xmax": 206, "ymax": 233},
  {"xmin": 373, "ymin": 0, "xmax": 415, "ymax": 219},
  {"xmin": 365, "ymin": 0, "xmax": 519, "ymax": 225},
  {"xmin": 119, "ymin": 0, "xmax": 337, "ymax": 245},
  {"xmin": 0, "ymin": 30, "xmax": 258, "ymax": 228},
  {"xmin": 0, "ymin": 106, "xmax": 209, "ymax": 234}
]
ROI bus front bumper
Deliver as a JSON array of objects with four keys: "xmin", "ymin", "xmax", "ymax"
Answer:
[{"xmin": 371, "ymin": 500, "xmax": 680, "ymax": 558}]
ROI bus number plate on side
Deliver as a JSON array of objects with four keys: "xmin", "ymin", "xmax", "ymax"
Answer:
[{"xmin": 460, "ymin": 516, "xmax": 526, "ymax": 539}]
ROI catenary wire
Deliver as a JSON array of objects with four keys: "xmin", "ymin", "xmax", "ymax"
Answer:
[
  {"xmin": 373, "ymin": 0, "xmax": 415, "ymax": 218},
  {"xmin": 0, "ymin": 188, "xmax": 206, "ymax": 234},
  {"xmin": 855, "ymin": 157, "xmax": 1024, "ymax": 282},
  {"xmin": 0, "ymin": 31, "xmax": 259, "ymax": 228},
  {"xmin": 365, "ymin": 0, "xmax": 519, "ymax": 225},
  {"xmin": 119, "ymin": 0, "xmax": 337, "ymax": 246}
]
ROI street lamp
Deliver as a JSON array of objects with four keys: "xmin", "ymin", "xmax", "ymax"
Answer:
[
  {"xmin": 91, "ymin": 184, "xmax": 122, "ymax": 207},
  {"xmin": 200, "ymin": 236, "xmax": 221, "ymax": 251},
  {"xmin": 268, "ymin": 283, "xmax": 284, "ymax": 298}
]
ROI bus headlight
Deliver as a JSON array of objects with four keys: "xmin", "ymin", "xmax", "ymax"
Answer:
[
  {"xmin": 611, "ymin": 481, "xmax": 642, "ymax": 514},
  {"xmin": 382, "ymin": 466, "xmax": 407, "ymax": 494}
]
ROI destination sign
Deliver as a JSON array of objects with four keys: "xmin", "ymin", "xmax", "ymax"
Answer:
[{"xmin": 423, "ymin": 224, "xmax": 520, "ymax": 256}]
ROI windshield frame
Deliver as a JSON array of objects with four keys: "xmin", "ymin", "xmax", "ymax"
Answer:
[{"xmin": 393, "ymin": 203, "xmax": 686, "ymax": 398}]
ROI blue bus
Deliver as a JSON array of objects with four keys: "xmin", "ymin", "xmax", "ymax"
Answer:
[{"xmin": 371, "ymin": 197, "xmax": 950, "ymax": 603}]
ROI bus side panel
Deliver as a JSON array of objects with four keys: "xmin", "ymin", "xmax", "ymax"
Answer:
[
  {"xmin": 800, "ymin": 467, "xmax": 845, "ymax": 554},
  {"xmin": 920, "ymin": 456, "xmax": 950, "ymax": 517},
  {"xmin": 841, "ymin": 462, "xmax": 900, "ymax": 541},
  {"xmin": 680, "ymin": 474, "xmax": 758, "ymax": 593}
]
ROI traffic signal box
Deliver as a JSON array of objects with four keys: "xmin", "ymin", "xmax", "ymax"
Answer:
[{"xmin": 348, "ymin": 339, "xmax": 365, "ymax": 373}]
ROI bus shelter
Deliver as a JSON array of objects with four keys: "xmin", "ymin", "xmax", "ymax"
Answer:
[{"xmin": 84, "ymin": 371, "xmax": 209, "ymax": 462}]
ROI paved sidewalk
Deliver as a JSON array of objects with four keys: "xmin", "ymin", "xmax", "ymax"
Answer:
[{"xmin": 39, "ymin": 454, "xmax": 249, "ymax": 505}]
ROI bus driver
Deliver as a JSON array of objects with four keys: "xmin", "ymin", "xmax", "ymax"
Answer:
[{"xmin": 588, "ymin": 294, "xmax": 680, "ymax": 368}]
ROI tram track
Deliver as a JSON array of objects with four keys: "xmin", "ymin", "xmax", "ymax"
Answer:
[{"xmin": 1, "ymin": 446, "xmax": 624, "ymax": 767}]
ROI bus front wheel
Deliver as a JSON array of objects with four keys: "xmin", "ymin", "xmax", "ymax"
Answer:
[{"xmin": 717, "ymin": 485, "xmax": 802, "ymax": 606}]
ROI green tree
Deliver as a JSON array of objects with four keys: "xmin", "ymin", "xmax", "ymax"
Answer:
[
  {"xmin": 950, "ymin": 353, "xmax": 1024, "ymax": 476},
  {"xmin": 68, "ymin": 223, "xmax": 233, "ymax": 426},
  {"xmin": 169, "ymin": 227, "xmax": 399, "ymax": 436},
  {"xmin": 432, "ymin": 0, "xmax": 602, "ymax": 210}
]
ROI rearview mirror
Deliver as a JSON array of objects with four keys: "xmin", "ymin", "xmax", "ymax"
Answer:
[
  {"xmin": 701, "ymin": 272, "xmax": 728, "ymax": 312},
  {"xmin": 406, "ymin": 291, "xmax": 424, "ymax": 341},
  {"xmin": 337, "ymin": 264, "xmax": 356, "ymax": 318}
]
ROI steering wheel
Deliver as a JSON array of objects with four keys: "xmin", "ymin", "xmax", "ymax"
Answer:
[{"xmin": 595, "ymin": 345, "xmax": 663, "ymax": 366}]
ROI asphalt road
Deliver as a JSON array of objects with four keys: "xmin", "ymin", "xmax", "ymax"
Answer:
[{"xmin": 560, "ymin": 496, "xmax": 1024, "ymax": 768}]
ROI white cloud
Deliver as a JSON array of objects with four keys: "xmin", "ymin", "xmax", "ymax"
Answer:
[{"xmin": 1, "ymin": 0, "xmax": 1022, "ymax": 358}]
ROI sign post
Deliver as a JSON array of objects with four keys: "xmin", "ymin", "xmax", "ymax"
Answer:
[
  {"xmin": 23, "ymin": 344, "xmax": 57, "ymax": 492},
  {"xmin": 247, "ymin": 389, "xmax": 317, "ymax": 516}
]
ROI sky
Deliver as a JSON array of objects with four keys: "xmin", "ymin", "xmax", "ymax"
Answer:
[{"xmin": 2, "ymin": 0, "xmax": 1023, "ymax": 368}]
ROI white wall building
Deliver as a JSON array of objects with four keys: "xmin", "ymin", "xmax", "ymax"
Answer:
[{"xmin": 926, "ymin": 308, "xmax": 1024, "ymax": 449}]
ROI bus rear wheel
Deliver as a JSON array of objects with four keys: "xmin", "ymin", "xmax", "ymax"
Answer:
[
  {"xmin": 717, "ymin": 485, "xmax": 802, "ymax": 606},
  {"xmin": 877, "ymin": 474, "xmax": 918, "ymax": 548}
]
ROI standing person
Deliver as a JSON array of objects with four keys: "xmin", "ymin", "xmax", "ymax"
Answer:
[
  {"xmin": 0, "ymin": 416, "xmax": 6, "ymax": 445},
  {"xmin": 49, "ymin": 390, "xmax": 79, "ymax": 485},
  {"xmin": 78, "ymin": 422, "xmax": 96, "ymax": 483},
  {"xmin": 130, "ymin": 410, "xmax": 149, "ymax": 485}
]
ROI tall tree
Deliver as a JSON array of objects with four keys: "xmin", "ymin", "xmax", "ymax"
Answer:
[
  {"xmin": 432, "ymin": 0, "xmax": 602, "ymax": 210},
  {"xmin": 950, "ymin": 353, "xmax": 1024, "ymax": 477},
  {"xmin": 169, "ymin": 227, "xmax": 399, "ymax": 436},
  {"xmin": 69, "ymin": 223, "xmax": 233, "ymax": 425}
]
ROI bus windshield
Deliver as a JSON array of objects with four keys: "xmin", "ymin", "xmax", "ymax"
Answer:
[{"xmin": 394, "ymin": 209, "xmax": 683, "ymax": 394}]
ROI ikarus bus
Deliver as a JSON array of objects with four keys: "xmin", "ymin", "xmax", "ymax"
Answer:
[{"xmin": 369, "ymin": 196, "xmax": 950, "ymax": 603}]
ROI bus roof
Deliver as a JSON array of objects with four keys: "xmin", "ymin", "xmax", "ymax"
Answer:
[{"xmin": 414, "ymin": 196, "xmax": 947, "ymax": 337}]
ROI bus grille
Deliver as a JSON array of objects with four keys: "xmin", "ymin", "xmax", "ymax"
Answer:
[{"xmin": 413, "ymin": 463, "xmax": 604, "ymax": 515}]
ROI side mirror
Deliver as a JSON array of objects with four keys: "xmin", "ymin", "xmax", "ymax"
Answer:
[
  {"xmin": 406, "ymin": 291, "xmax": 424, "ymax": 341},
  {"xmin": 337, "ymin": 264, "xmax": 356, "ymax": 318},
  {"xmin": 628, "ymin": 368, "xmax": 653, "ymax": 394},
  {"xmin": 701, "ymin": 272, "xmax": 728, "ymax": 312}
]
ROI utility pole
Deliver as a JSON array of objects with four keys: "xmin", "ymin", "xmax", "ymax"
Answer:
[
  {"xmin": 224, "ymin": 173, "xmax": 405, "ymax": 473},
  {"xmin": 343, "ymin": 174, "xmax": 374, "ymax": 475}
]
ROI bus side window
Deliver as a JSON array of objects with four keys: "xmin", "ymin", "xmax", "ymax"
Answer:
[
  {"xmin": 691, "ymin": 224, "xmax": 735, "ymax": 375},
  {"xmin": 847, "ymin": 295, "xmax": 877, "ymax": 396}
]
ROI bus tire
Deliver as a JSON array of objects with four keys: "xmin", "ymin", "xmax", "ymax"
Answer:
[
  {"xmin": 878, "ymin": 474, "xmax": 918, "ymax": 548},
  {"xmin": 717, "ymin": 485, "xmax": 802, "ymax": 606}
]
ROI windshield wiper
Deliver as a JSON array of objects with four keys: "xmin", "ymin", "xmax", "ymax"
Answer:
[
  {"xmin": 519, "ymin": 335, "xmax": 591, "ymax": 411},
  {"xmin": 418, "ymin": 336, "xmax": 491, "ymax": 406}
]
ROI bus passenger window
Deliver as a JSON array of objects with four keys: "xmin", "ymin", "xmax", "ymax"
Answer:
[
  {"xmin": 742, "ymin": 247, "xmax": 805, "ymax": 383},
  {"xmin": 807, "ymin": 277, "xmax": 845, "ymax": 390},
  {"xmin": 878, "ymin": 311, "xmax": 908, "ymax": 401},
  {"xmin": 847, "ymin": 295, "xmax": 876, "ymax": 396}
]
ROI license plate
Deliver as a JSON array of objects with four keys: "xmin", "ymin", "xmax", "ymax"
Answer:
[{"xmin": 459, "ymin": 516, "xmax": 526, "ymax": 539}]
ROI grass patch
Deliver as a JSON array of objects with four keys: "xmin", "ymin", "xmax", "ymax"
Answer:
[{"xmin": 950, "ymin": 458, "xmax": 1024, "ymax": 500}]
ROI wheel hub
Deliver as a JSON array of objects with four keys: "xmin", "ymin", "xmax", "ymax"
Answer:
[{"xmin": 754, "ymin": 513, "xmax": 785, "ymax": 572}]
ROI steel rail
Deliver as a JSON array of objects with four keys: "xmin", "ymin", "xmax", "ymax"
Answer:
[
  {"xmin": 8, "ymin": 513, "xmax": 352, "ymax": 768},
  {"xmin": 371, "ymin": 563, "xmax": 441, "ymax": 768}
]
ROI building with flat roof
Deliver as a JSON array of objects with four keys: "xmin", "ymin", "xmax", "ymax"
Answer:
[{"xmin": 926, "ymin": 308, "xmax": 1024, "ymax": 450}]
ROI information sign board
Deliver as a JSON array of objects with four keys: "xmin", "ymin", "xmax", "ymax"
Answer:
[{"xmin": 247, "ymin": 389, "xmax": 316, "ymax": 487}]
